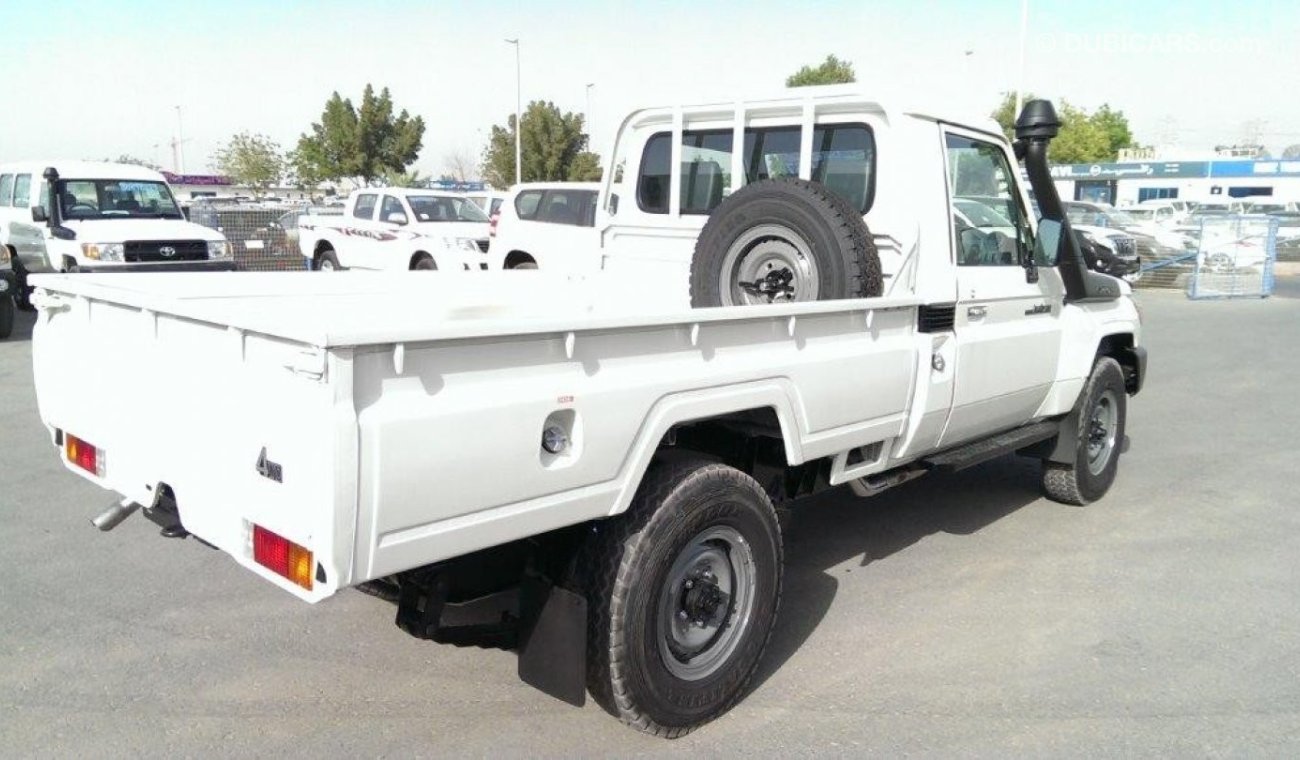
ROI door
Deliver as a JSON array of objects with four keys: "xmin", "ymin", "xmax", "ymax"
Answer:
[
  {"xmin": 535, "ymin": 189, "xmax": 600, "ymax": 274},
  {"xmin": 9, "ymin": 174, "xmax": 53, "ymax": 272},
  {"xmin": 341, "ymin": 192, "xmax": 380, "ymax": 269},
  {"xmin": 372, "ymin": 194, "xmax": 411, "ymax": 270},
  {"xmin": 940, "ymin": 129, "xmax": 1065, "ymax": 447}
]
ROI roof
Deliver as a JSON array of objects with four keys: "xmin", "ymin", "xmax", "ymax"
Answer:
[
  {"xmin": 0, "ymin": 160, "xmax": 166, "ymax": 182},
  {"xmin": 509, "ymin": 182, "xmax": 601, "ymax": 193}
]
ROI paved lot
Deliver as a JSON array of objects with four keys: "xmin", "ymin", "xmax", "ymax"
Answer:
[{"xmin": 3, "ymin": 283, "xmax": 1300, "ymax": 757}]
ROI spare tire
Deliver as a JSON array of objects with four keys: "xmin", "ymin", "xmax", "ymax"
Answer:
[{"xmin": 689, "ymin": 177, "xmax": 881, "ymax": 307}]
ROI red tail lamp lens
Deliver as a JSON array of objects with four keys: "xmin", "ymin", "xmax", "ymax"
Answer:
[
  {"xmin": 65, "ymin": 433, "xmax": 105, "ymax": 477},
  {"xmin": 252, "ymin": 524, "xmax": 313, "ymax": 590}
]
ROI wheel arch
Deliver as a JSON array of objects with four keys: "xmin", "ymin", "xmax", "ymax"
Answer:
[
  {"xmin": 409, "ymin": 250, "xmax": 435, "ymax": 269},
  {"xmin": 504, "ymin": 250, "xmax": 536, "ymax": 269}
]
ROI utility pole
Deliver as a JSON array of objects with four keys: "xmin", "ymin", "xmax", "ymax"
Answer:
[
  {"xmin": 1014, "ymin": 0, "xmax": 1029, "ymax": 118},
  {"xmin": 585, "ymin": 82, "xmax": 595, "ymax": 145},
  {"xmin": 505, "ymin": 38, "xmax": 522, "ymax": 185},
  {"xmin": 173, "ymin": 105, "xmax": 186, "ymax": 174}
]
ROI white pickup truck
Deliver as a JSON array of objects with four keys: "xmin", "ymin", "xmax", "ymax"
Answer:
[
  {"xmin": 298, "ymin": 187, "xmax": 492, "ymax": 272},
  {"xmin": 30, "ymin": 96, "xmax": 1144, "ymax": 737}
]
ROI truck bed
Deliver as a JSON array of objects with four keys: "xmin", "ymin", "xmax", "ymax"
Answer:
[{"xmin": 30, "ymin": 271, "xmax": 922, "ymax": 601}]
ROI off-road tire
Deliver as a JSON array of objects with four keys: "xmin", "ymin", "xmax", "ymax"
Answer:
[
  {"xmin": 316, "ymin": 249, "xmax": 340, "ymax": 271},
  {"xmin": 579, "ymin": 454, "xmax": 783, "ymax": 737},
  {"xmin": 412, "ymin": 255, "xmax": 436, "ymax": 271},
  {"xmin": 0, "ymin": 294, "xmax": 14, "ymax": 339},
  {"xmin": 689, "ymin": 177, "xmax": 881, "ymax": 307},
  {"xmin": 1042, "ymin": 357, "xmax": 1127, "ymax": 505}
]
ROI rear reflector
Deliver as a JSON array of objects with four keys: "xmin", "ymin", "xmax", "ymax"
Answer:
[
  {"xmin": 252, "ymin": 524, "xmax": 313, "ymax": 590},
  {"xmin": 65, "ymin": 433, "xmax": 105, "ymax": 477}
]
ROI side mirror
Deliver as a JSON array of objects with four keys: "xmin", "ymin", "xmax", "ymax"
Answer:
[
  {"xmin": 385, "ymin": 211, "xmax": 408, "ymax": 225},
  {"xmin": 1025, "ymin": 219, "xmax": 1063, "ymax": 284},
  {"xmin": 31, "ymin": 206, "xmax": 49, "ymax": 223}
]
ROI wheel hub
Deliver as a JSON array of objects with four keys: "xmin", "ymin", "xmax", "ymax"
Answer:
[
  {"xmin": 657, "ymin": 526, "xmax": 757, "ymax": 681},
  {"xmin": 719, "ymin": 224, "xmax": 820, "ymax": 305},
  {"xmin": 679, "ymin": 569, "xmax": 730, "ymax": 628}
]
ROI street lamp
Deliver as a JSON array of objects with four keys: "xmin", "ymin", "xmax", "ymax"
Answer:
[
  {"xmin": 585, "ymin": 82, "xmax": 595, "ymax": 141},
  {"xmin": 1014, "ymin": 0, "xmax": 1029, "ymax": 118},
  {"xmin": 505, "ymin": 38, "xmax": 522, "ymax": 185}
]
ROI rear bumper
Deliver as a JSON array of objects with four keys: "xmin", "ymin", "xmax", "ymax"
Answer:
[{"xmin": 75, "ymin": 260, "xmax": 237, "ymax": 273}]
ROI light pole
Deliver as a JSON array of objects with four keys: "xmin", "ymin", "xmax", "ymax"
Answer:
[
  {"xmin": 585, "ymin": 82, "xmax": 595, "ymax": 143},
  {"xmin": 173, "ymin": 105, "xmax": 186, "ymax": 174},
  {"xmin": 1014, "ymin": 0, "xmax": 1029, "ymax": 118},
  {"xmin": 505, "ymin": 38, "xmax": 521, "ymax": 185}
]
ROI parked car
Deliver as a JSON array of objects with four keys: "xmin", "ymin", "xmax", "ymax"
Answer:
[
  {"xmin": 261, "ymin": 206, "xmax": 344, "ymax": 257},
  {"xmin": 1243, "ymin": 199, "xmax": 1299, "ymax": 215},
  {"xmin": 1063, "ymin": 200, "xmax": 1193, "ymax": 255},
  {"xmin": 983, "ymin": 196, "xmax": 1140, "ymax": 281},
  {"xmin": 0, "ymin": 161, "xmax": 233, "ymax": 304},
  {"xmin": 298, "ymin": 188, "xmax": 492, "ymax": 271},
  {"xmin": 490, "ymin": 182, "xmax": 600, "ymax": 271},
  {"xmin": 27, "ymin": 95, "xmax": 1145, "ymax": 737}
]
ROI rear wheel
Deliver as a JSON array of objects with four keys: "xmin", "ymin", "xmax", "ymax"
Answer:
[
  {"xmin": 1042, "ymin": 357, "xmax": 1127, "ymax": 505},
  {"xmin": 690, "ymin": 177, "xmax": 881, "ymax": 307},
  {"xmin": 0, "ymin": 294, "xmax": 14, "ymax": 340},
  {"xmin": 412, "ymin": 255, "xmax": 437, "ymax": 271},
  {"xmin": 580, "ymin": 454, "xmax": 783, "ymax": 737},
  {"xmin": 316, "ymin": 249, "xmax": 340, "ymax": 271}
]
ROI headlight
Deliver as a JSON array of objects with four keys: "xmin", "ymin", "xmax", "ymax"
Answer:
[
  {"xmin": 207, "ymin": 240, "xmax": 232, "ymax": 260},
  {"xmin": 0, "ymin": 246, "xmax": 10, "ymax": 264},
  {"xmin": 443, "ymin": 238, "xmax": 480, "ymax": 253},
  {"xmin": 81, "ymin": 243, "xmax": 124, "ymax": 262}
]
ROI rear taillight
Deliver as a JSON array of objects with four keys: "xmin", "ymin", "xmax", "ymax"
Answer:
[
  {"xmin": 65, "ymin": 433, "xmax": 105, "ymax": 477},
  {"xmin": 489, "ymin": 213, "xmax": 499, "ymax": 237},
  {"xmin": 252, "ymin": 524, "xmax": 313, "ymax": 590}
]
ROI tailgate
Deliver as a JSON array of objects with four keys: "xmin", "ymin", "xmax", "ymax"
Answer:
[{"xmin": 30, "ymin": 284, "xmax": 357, "ymax": 602}]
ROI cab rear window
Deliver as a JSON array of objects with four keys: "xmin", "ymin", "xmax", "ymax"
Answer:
[{"xmin": 638, "ymin": 124, "xmax": 875, "ymax": 215}]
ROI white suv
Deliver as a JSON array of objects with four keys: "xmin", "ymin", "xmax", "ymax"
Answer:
[
  {"xmin": 0, "ymin": 162, "xmax": 232, "ymax": 304},
  {"xmin": 489, "ymin": 182, "xmax": 600, "ymax": 271}
]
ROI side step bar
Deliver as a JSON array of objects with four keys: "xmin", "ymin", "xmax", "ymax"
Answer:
[{"xmin": 921, "ymin": 420, "xmax": 1060, "ymax": 473}]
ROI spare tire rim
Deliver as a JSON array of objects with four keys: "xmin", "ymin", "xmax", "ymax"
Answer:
[
  {"xmin": 1087, "ymin": 389, "xmax": 1119, "ymax": 475},
  {"xmin": 719, "ymin": 224, "xmax": 819, "ymax": 305},
  {"xmin": 656, "ymin": 525, "xmax": 757, "ymax": 681}
]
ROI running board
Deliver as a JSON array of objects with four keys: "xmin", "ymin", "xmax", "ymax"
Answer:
[{"xmin": 921, "ymin": 420, "xmax": 1060, "ymax": 473}]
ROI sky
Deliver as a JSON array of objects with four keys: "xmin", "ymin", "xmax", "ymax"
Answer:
[{"xmin": 2, "ymin": 0, "xmax": 1298, "ymax": 179}]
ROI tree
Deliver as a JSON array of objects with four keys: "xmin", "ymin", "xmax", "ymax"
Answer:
[
  {"xmin": 293, "ymin": 85, "xmax": 425, "ymax": 185},
  {"xmin": 786, "ymin": 55, "xmax": 856, "ymax": 87},
  {"xmin": 379, "ymin": 167, "xmax": 426, "ymax": 188},
  {"xmin": 212, "ymin": 132, "xmax": 286, "ymax": 195},
  {"xmin": 480, "ymin": 101, "xmax": 599, "ymax": 187},
  {"xmin": 1283, "ymin": 144, "xmax": 1300, "ymax": 159},
  {"xmin": 443, "ymin": 149, "xmax": 477, "ymax": 182},
  {"xmin": 567, "ymin": 151, "xmax": 603, "ymax": 182},
  {"xmin": 991, "ymin": 92, "xmax": 1137, "ymax": 163}
]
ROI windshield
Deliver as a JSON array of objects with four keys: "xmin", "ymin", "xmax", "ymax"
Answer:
[
  {"xmin": 58, "ymin": 179, "xmax": 183, "ymax": 220},
  {"xmin": 954, "ymin": 198, "xmax": 1012, "ymax": 228},
  {"xmin": 405, "ymin": 195, "xmax": 489, "ymax": 223}
]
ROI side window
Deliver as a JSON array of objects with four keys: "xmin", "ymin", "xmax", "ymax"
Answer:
[
  {"xmin": 0, "ymin": 174, "xmax": 12, "ymax": 206},
  {"xmin": 12, "ymin": 174, "xmax": 31, "ymax": 207},
  {"xmin": 34, "ymin": 180, "xmax": 49, "ymax": 216},
  {"xmin": 580, "ymin": 191, "xmax": 598, "ymax": 226},
  {"xmin": 539, "ymin": 191, "xmax": 584, "ymax": 225},
  {"xmin": 945, "ymin": 133, "xmax": 1039, "ymax": 266},
  {"xmin": 489, "ymin": 198, "xmax": 504, "ymax": 216},
  {"xmin": 380, "ymin": 195, "xmax": 406, "ymax": 224},
  {"xmin": 681, "ymin": 131, "xmax": 733, "ymax": 214},
  {"xmin": 638, "ymin": 133, "xmax": 671, "ymax": 213},
  {"xmin": 809, "ymin": 125, "xmax": 875, "ymax": 212},
  {"xmin": 353, "ymin": 193, "xmax": 377, "ymax": 220},
  {"xmin": 515, "ymin": 190, "xmax": 544, "ymax": 220}
]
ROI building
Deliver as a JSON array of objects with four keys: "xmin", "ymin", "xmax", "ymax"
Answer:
[
  {"xmin": 161, "ymin": 172, "xmax": 320, "ymax": 202},
  {"xmin": 1051, "ymin": 156, "xmax": 1300, "ymax": 207}
]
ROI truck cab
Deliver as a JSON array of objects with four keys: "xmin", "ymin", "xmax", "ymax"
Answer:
[
  {"xmin": 299, "ymin": 188, "xmax": 492, "ymax": 272},
  {"xmin": 0, "ymin": 162, "xmax": 234, "ymax": 302}
]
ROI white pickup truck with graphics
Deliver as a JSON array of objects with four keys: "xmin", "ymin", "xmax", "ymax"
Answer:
[
  {"xmin": 298, "ymin": 187, "xmax": 492, "ymax": 271},
  {"xmin": 30, "ymin": 95, "xmax": 1144, "ymax": 737}
]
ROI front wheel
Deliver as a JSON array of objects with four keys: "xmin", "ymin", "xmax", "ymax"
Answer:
[
  {"xmin": 1042, "ymin": 357, "xmax": 1127, "ymax": 505},
  {"xmin": 580, "ymin": 454, "xmax": 783, "ymax": 737},
  {"xmin": 316, "ymin": 249, "xmax": 340, "ymax": 271}
]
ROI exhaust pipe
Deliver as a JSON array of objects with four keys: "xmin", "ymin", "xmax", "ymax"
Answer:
[{"xmin": 92, "ymin": 499, "xmax": 140, "ymax": 531}]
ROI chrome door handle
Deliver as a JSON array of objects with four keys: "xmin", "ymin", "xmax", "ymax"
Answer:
[{"xmin": 967, "ymin": 305, "xmax": 987, "ymax": 319}]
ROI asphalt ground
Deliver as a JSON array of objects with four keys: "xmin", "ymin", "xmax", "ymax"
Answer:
[{"xmin": 3, "ymin": 280, "xmax": 1299, "ymax": 757}]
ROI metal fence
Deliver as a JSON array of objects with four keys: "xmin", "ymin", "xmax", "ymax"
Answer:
[
  {"xmin": 184, "ymin": 201, "xmax": 339, "ymax": 272},
  {"xmin": 1186, "ymin": 215, "xmax": 1278, "ymax": 299}
]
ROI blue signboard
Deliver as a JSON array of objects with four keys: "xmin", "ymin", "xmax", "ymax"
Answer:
[{"xmin": 1051, "ymin": 159, "xmax": 1300, "ymax": 181}]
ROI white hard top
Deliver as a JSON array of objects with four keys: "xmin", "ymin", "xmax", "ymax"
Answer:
[
  {"xmin": 31, "ymin": 271, "xmax": 917, "ymax": 348},
  {"xmin": 0, "ymin": 161, "xmax": 167, "ymax": 182},
  {"xmin": 352, "ymin": 187, "xmax": 467, "ymax": 199},
  {"xmin": 509, "ymin": 182, "xmax": 601, "ymax": 193}
]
